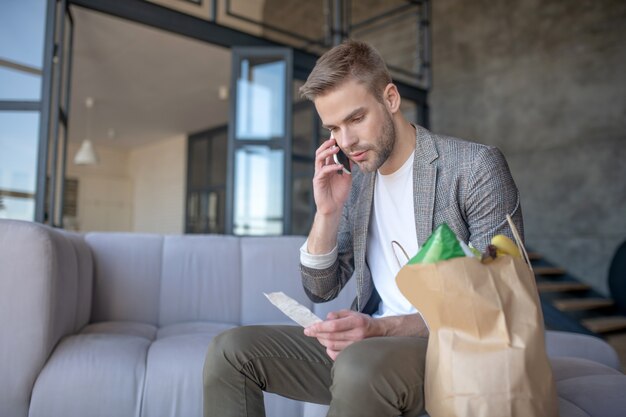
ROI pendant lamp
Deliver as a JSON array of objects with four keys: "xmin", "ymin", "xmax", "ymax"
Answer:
[{"xmin": 74, "ymin": 97, "xmax": 99, "ymax": 165}]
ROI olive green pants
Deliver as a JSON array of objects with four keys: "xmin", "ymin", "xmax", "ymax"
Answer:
[{"xmin": 203, "ymin": 325, "xmax": 427, "ymax": 417}]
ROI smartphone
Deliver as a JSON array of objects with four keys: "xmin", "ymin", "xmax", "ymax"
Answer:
[{"xmin": 333, "ymin": 147, "xmax": 351, "ymax": 175}]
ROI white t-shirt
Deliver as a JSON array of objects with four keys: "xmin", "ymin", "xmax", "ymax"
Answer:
[
  {"xmin": 367, "ymin": 152, "xmax": 418, "ymax": 318},
  {"xmin": 300, "ymin": 152, "xmax": 419, "ymax": 318}
]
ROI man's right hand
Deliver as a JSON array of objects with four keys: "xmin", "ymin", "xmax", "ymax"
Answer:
[
  {"xmin": 313, "ymin": 136, "xmax": 352, "ymax": 217},
  {"xmin": 305, "ymin": 136, "xmax": 353, "ymax": 255}
]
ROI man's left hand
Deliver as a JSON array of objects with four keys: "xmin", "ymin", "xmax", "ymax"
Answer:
[
  {"xmin": 304, "ymin": 310, "xmax": 429, "ymax": 360},
  {"xmin": 304, "ymin": 310, "xmax": 381, "ymax": 360}
]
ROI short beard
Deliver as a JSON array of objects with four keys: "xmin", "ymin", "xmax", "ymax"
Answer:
[{"xmin": 360, "ymin": 110, "xmax": 396, "ymax": 173}]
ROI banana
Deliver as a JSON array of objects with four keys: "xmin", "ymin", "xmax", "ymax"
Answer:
[{"xmin": 490, "ymin": 235, "xmax": 521, "ymax": 258}]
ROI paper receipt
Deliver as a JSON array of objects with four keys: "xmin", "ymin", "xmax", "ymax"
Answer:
[{"xmin": 264, "ymin": 291, "xmax": 323, "ymax": 327}]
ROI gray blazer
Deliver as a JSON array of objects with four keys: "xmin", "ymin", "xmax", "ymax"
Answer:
[{"xmin": 300, "ymin": 126, "xmax": 524, "ymax": 314}]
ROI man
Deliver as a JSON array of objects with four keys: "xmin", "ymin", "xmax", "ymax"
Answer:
[{"xmin": 204, "ymin": 40, "xmax": 522, "ymax": 417}]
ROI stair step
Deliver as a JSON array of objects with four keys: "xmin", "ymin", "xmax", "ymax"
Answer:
[
  {"xmin": 553, "ymin": 298, "xmax": 614, "ymax": 312},
  {"xmin": 537, "ymin": 281, "xmax": 591, "ymax": 292},
  {"xmin": 528, "ymin": 252, "xmax": 542, "ymax": 261},
  {"xmin": 534, "ymin": 266, "xmax": 566, "ymax": 276},
  {"xmin": 582, "ymin": 316, "xmax": 626, "ymax": 334}
]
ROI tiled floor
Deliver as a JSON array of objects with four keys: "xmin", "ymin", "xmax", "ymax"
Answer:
[{"xmin": 606, "ymin": 333, "xmax": 626, "ymax": 371}]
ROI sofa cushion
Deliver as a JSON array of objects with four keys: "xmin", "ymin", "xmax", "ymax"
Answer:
[
  {"xmin": 264, "ymin": 392, "xmax": 305, "ymax": 417},
  {"xmin": 29, "ymin": 322, "xmax": 155, "ymax": 417},
  {"xmin": 141, "ymin": 321, "xmax": 237, "ymax": 417},
  {"xmin": 137, "ymin": 320, "xmax": 306, "ymax": 417},
  {"xmin": 550, "ymin": 356, "xmax": 622, "ymax": 381},
  {"xmin": 86, "ymin": 233, "xmax": 163, "ymax": 324},
  {"xmin": 240, "ymin": 236, "xmax": 311, "ymax": 325},
  {"xmin": 550, "ymin": 356, "xmax": 626, "ymax": 417},
  {"xmin": 81, "ymin": 320, "xmax": 158, "ymax": 340},
  {"xmin": 159, "ymin": 235, "xmax": 241, "ymax": 326},
  {"xmin": 546, "ymin": 330, "xmax": 622, "ymax": 370},
  {"xmin": 557, "ymin": 398, "xmax": 593, "ymax": 417},
  {"xmin": 302, "ymin": 402, "xmax": 332, "ymax": 417},
  {"xmin": 61, "ymin": 231, "xmax": 94, "ymax": 331},
  {"xmin": 156, "ymin": 321, "xmax": 238, "ymax": 339},
  {"xmin": 557, "ymin": 375, "xmax": 626, "ymax": 417}
]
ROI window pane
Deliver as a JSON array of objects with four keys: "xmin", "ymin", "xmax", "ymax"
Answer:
[
  {"xmin": 0, "ymin": 0, "xmax": 47, "ymax": 69},
  {"xmin": 292, "ymin": 161, "xmax": 313, "ymax": 236},
  {"xmin": 209, "ymin": 129, "xmax": 227, "ymax": 185},
  {"xmin": 236, "ymin": 58, "xmax": 286, "ymax": 140},
  {"xmin": 0, "ymin": 196, "xmax": 35, "ymax": 221},
  {"xmin": 0, "ymin": 66, "xmax": 41, "ymax": 100},
  {"xmin": 292, "ymin": 100, "xmax": 316, "ymax": 156},
  {"xmin": 233, "ymin": 146, "xmax": 283, "ymax": 235},
  {"xmin": 291, "ymin": 95, "xmax": 316, "ymax": 236},
  {"xmin": 0, "ymin": 112, "xmax": 40, "ymax": 221},
  {"xmin": 189, "ymin": 137, "xmax": 210, "ymax": 189},
  {"xmin": 188, "ymin": 129, "xmax": 227, "ymax": 190},
  {"xmin": 186, "ymin": 190, "xmax": 225, "ymax": 234}
]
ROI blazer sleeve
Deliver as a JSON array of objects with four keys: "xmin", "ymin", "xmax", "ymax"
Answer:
[
  {"xmin": 464, "ymin": 146, "xmax": 524, "ymax": 252},
  {"xmin": 300, "ymin": 188, "xmax": 357, "ymax": 304}
]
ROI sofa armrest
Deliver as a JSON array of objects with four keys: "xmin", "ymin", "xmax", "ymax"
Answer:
[{"xmin": 0, "ymin": 220, "xmax": 93, "ymax": 417}]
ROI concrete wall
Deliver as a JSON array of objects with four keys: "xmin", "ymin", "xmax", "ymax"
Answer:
[
  {"xmin": 147, "ymin": 0, "xmax": 265, "ymax": 35},
  {"xmin": 262, "ymin": 0, "xmax": 418, "ymax": 84},
  {"xmin": 430, "ymin": 0, "xmax": 626, "ymax": 294}
]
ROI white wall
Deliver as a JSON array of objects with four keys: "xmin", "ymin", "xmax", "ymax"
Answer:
[
  {"xmin": 66, "ymin": 143, "xmax": 133, "ymax": 232},
  {"xmin": 66, "ymin": 134, "xmax": 187, "ymax": 234},
  {"xmin": 128, "ymin": 134, "xmax": 187, "ymax": 234}
]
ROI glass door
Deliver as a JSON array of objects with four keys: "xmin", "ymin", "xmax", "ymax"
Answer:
[
  {"xmin": 227, "ymin": 47, "xmax": 293, "ymax": 235},
  {"xmin": 186, "ymin": 126, "xmax": 228, "ymax": 234},
  {"xmin": 291, "ymin": 98, "xmax": 319, "ymax": 236}
]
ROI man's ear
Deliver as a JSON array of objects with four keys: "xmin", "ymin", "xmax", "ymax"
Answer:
[{"xmin": 383, "ymin": 83, "xmax": 401, "ymax": 113}]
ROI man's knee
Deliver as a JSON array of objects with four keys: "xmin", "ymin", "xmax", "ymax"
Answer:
[
  {"xmin": 203, "ymin": 326, "xmax": 257, "ymax": 386},
  {"xmin": 332, "ymin": 338, "xmax": 393, "ymax": 384},
  {"xmin": 329, "ymin": 337, "xmax": 427, "ymax": 416},
  {"xmin": 331, "ymin": 337, "xmax": 427, "ymax": 395}
]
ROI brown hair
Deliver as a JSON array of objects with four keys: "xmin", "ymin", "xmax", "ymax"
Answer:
[{"xmin": 299, "ymin": 40, "xmax": 392, "ymax": 102}]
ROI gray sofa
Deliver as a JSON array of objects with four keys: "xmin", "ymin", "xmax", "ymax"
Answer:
[{"xmin": 1, "ymin": 219, "xmax": 625, "ymax": 417}]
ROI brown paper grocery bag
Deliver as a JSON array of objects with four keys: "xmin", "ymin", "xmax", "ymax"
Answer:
[{"xmin": 396, "ymin": 223, "xmax": 558, "ymax": 417}]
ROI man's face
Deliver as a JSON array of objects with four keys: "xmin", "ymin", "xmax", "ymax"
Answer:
[{"xmin": 314, "ymin": 79, "xmax": 396, "ymax": 173}]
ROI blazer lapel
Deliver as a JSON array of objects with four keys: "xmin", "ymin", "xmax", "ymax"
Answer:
[
  {"xmin": 413, "ymin": 126, "xmax": 439, "ymax": 246},
  {"xmin": 353, "ymin": 170, "xmax": 375, "ymax": 307}
]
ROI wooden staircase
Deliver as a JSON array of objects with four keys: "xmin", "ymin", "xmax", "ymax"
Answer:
[{"xmin": 530, "ymin": 251, "xmax": 626, "ymax": 336}]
